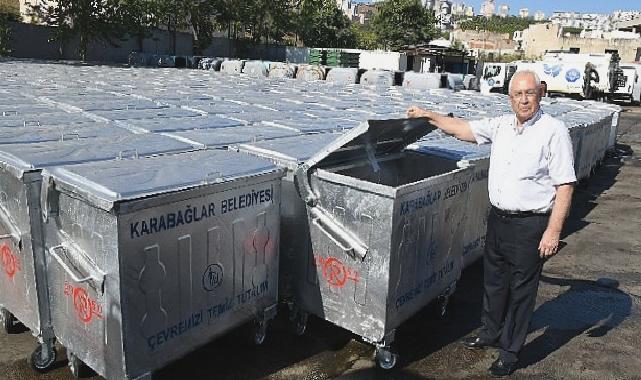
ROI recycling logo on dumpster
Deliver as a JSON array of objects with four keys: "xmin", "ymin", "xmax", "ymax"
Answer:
[
  {"xmin": 202, "ymin": 264, "xmax": 223, "ymax": 291},
  {"xmin": 314, "ymin": 255, "xmax": 360, "ymax": 289},
  {"xmin": 64, "ymin": 281, "xmax": 103, "ymax": 323},
  {"xmin": 1, "ymin": 244, "xmax": 20, "ymax": 279}
]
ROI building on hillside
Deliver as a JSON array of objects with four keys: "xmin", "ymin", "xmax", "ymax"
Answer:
[
  {"xmin": 465, "ymin": 6, "xmax": 474, "ymax": 17},
  {"xmin": 498, "ymin": 4, "xmax": 509, "ymax": 18},
  {"xmin": 436, "ymin": 1, "xmax": 453, "ymax": 30},
  {"xmin": 519, "ymin": 8, "xmax": 529, "ymax": 19},
  {"xmin": 451, "ymin": 3, "xmax": 465, "ymax": 16},
  {"xmin": 549, "ymin": 11, "xmax": 611, "ymax": 31},
  {"xmin": 521, "ymin": 22, "xmax": 641, "ymax": 62},
  {"xmin": 480, "ymin": 0, "xmax": 495, "ymax": 18},
  {"xmin": 354, "ymin": 3, "xmax": 377, "ymax": 25},
  {"xmin": 534, "ymin": 11, "xmax": 546, "ymax": 22},
  {"xmin": 336, "ymin": 0, "xmax": 356, "ymax": 19},
  {"xmin": 451, "ymin": 28, "xmax": 518, "ymax": 59},
  {"xmin": 18, "ymin": 0, "xmax": 58, "ymax": 23}
]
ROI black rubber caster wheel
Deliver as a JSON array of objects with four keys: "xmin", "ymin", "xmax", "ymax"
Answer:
[
  {"xmin": 29, "ymin": 343, "xmax": 57, "ymax": 373},
  {"xmin": 0, "ymin": 308, "xmax": 21, "ymax": 334},
  {"xmin": 254, "ymin": 320, "xmax": 268, "ymax": 345},
  {"xmin": 375, "ymin": 347, "xmax": 398, "ymax": 370}
]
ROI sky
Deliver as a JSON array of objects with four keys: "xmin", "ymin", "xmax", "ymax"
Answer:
[{"xmin": 355, "ymin": 1, "xmax": 640, "ymax": 17}]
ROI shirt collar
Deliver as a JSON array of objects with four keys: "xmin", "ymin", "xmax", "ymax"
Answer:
[{"xmin": 513, "ymin": 108, "xmax": 542, "ymax": 132}]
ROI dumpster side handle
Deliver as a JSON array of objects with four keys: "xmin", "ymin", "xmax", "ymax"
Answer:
[
  {"xmin": 310, "ymin": 207, "xmax": 368, "ymax": 261},
  {"xmin": 49, "ymin": 245, "xmax": 105, "ymax": 293}
]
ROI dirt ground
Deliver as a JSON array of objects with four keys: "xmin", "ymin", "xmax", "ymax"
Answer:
[{"xmin": 1, "ymin": 107, "xmax": 640, "ymax": 380}]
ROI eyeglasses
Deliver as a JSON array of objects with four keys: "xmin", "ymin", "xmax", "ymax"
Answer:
[{"xmin": 510, "ymin": 90, "xmax": 539, "ymax": 99}]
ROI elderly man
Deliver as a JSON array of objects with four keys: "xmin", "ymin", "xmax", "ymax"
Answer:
[{"xmin": 407, "ymin": 70, "xmax": 576, "ymax": 377}]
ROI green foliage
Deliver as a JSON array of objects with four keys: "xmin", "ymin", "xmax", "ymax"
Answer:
[
  {"xmin": 458, "ymin": 15, "xmax": 539, "ymax": 35},
  {"xmin": 0, "ymin": 1, "xmax": 19, "ymax": 56},
  {"xmin": 297, "ymin": 0, "xmax": 356, "ymax": 48},
  {"xmin": 371, "ymin": 0, "xmax": 439, "ymax": 50},
  {"xmin": 31, "ymin": 0, "xmax": 130, "ymax": 61},
  {"xmin": 351, "ymin": 23, "xmax": 379, "ymax": 50}
]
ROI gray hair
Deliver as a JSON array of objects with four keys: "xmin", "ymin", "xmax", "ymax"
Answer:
[{"xmin": 509, "ymin": 70, "xmax": 542, "ymax": 94}]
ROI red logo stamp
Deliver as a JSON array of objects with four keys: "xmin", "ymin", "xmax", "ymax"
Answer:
[
  {"xmin": 64, "ymin": 281, "xmax": 103, "ymax": 323},
  {"xmin": 0, "ymin": 243, "xmax": 20, "ymax": 279},
  {"xmin": 314, "ymin": 255, "xmax": 360, "ymax": 289}
]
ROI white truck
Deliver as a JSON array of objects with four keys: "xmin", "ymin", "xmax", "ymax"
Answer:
[
  {"xmin": 479, "ymin": 62, "xmax": 515, "ymax": 94},
  {"xmin": 616, "ymin": 63, "xmax": 641, "ymax": 105},
  {"xmin": 514, "ymin": 52, "xmax": 625, "ymax": 100}
]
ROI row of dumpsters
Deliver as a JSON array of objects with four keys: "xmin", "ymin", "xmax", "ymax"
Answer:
[{"xmin": 0, "ymin": 59, "xmax": 621, "ymax": 379}]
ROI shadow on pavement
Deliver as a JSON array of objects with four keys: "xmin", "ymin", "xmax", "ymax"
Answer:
[
  {"xmin": 519, "ymin": 275, "xmax": 632, "ymax": 369},
  {"xmin": 563, "ymin": 143, "xmax": 629, "ymax": 237}
]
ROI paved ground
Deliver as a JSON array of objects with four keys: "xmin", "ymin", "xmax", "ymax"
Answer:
[{"xmin": 1, "ymin": 106, "xmax": 641, "ymax": 380}]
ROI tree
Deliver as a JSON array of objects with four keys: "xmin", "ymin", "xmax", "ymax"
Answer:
[
  {"xmin": 296, "ymin": 0, "xmax": 355, "ymax": 48},
  {"xmin": 351, "ymin": 23, "xmax": 379, "ymax": 50},
  {"xmin": 371, "ymin": 0, "xmax": 439, "ymax": 50},
  {"xmin": 0, "ymin": 1, "xmax": 20, "ymax": 56},
  {"xmin": 457, "ymin": 15, "xmax": 539, "ymax": 36},
  {"xmin": 31, "ymin": 0, "xmax": 129, "ymax": 61}
]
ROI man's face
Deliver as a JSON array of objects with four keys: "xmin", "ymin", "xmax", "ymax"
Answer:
[{"xmin": 509, "ymin": 74, "xmax": 541, "ymax": 123}]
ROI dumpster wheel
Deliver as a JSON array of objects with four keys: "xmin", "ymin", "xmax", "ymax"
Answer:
[
  {"xmin": 68, "ymin": 351, "xmax": 92, "ymax": 378},
  {"xmin": 375, "ymin": 347, "xmax": 398, "ymax": 370},
  {"xmin": 29, "ymin": 342, "xmax": 57, "ymax": 373},
  {"xmin": 254, "ymin": 320, "xmax": 268, "ymax": 345},
  {"xmin": 433, "ymin": 294, "xmax": 450, "ymax": 320},
  {"xmin": 294, "ymin": 312, "xmax": 308, "ymax": 336},
  {"xmin": 0, "ymin": 308, "xmax": 21, "ymax": 334}
]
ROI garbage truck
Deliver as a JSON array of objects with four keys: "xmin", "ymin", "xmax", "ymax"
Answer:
[{"xmin": 513, "ymin": 52, "xmax": 625, "ymax": 100}]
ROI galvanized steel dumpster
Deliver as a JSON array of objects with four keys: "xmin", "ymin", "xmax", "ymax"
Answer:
[
  {"xmin": 41, "ymin": 150, "xmax": 283, "ymax": 380},
  {"xmin": 409, "ymin": 135, "xmax": 491, "ymax": 268},
  {"xmin": 234, "ymin": 133, "xmax": 345, "ymax": 311},
  {"xmin": 0, "ymin": 134, "xmax": 196, "ymax": 372},
  {"xmin": 294, "ymin": 119, "xmax": 473, "ymax": 369}
]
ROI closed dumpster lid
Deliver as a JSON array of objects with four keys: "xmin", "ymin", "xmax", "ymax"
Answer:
[
  {"xmin": 44, "ymin": 150, "xmax": 283, "ymax": 211},
  {"xmin": 118, "ymin": 115, "xmax": 243, "ymax": 133},
  {"xmin": 0, "ymin": 124, "xmax": 129, "ymax": 145},
  {"xmin": 0, "ymin": 133, "xmax": 199, "ymax": 178},
  {"xmin": 237, "ymin": 133, "xmax": 345, "ymax": 170},
  {"xmin": 166, "ymin": 125, "xmax": 300, "ymax": 148},
  {"xmin": 302, "ymin": 118, "xmax": 436, "ymax": 170}
]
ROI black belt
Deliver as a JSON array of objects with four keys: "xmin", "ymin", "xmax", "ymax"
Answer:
[{"xmin": 491, "ymin": 206, "xmax": 550, "ymax": 218}]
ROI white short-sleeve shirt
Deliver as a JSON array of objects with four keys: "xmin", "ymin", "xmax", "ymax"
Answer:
[{"xmin": 469, "ymin": 109, "xmax": 577, "ymax": 213}]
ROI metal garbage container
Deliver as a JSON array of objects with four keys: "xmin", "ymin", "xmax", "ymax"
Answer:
[
  {"xmin": 294, "ymin": 119, "xmax": 474, "ymax": 369},
  {"xmin": 41, "ymin": 149, "xmax": 284, "ymax": 380},
  {"xmin": 409, "ymin": 135, "xmax": 491, "ymax": 268},
  {"xmin": 233, "ymin": 133, "xmax": 346, "ymax": 312},
  {"xmin": 0, "ymin": 134, "xmax": 197, "ymax": 372}
]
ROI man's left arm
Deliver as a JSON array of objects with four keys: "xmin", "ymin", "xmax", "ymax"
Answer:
[{"xmin": 539, "ymin": 184, "xmax": 574, "ymax": 258}]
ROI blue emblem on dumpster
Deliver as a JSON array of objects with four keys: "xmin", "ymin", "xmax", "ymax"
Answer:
[
  {"xmin": 565, "ymin": 68, "xmax": 581, "ymax": 82},
  {"xmin": 487, "ymin": 78, "xmax": 495, "ymax": 87}
]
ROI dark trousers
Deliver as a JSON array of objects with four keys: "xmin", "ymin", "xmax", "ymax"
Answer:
[{"xmin": 479, "ymin": 208, "xmax": 548, "ymax": 363}]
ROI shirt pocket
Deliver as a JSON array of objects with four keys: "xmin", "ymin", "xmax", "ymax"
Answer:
[{"xmin": 516, "ymin": 148, "xmax": 545, "ymax": 180}]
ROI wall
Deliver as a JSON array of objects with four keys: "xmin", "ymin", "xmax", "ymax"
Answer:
[
  {"xmin": 5, "ymin": 22, "xmax": 309, "ymax": 64},
  {"xmin": 202, "ymin": 38, "xmax": 309, "ymax": 63},
  {"xmin": 451, "ymin": 29, "xmax": 518, "ymax": 56},
  {"xmin": 7, "ymin": 22, "xmax": 193, "ymax": 62},
  {"xmin": 523, "ymin": 22, "xmax": 641, "ymax": 62}
]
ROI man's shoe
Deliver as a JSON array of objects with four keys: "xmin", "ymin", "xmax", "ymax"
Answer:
[
  {"xmin": 461, "ymin": 335, "xmax": 495, "ymax": 350},
  {"xmin": 488, "ymin": 358, "xmax": 517, "ymax": 377}
]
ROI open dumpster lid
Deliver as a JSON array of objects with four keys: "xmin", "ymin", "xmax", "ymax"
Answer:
[
  {"xmin": 302, "ymin": 118, "xmax": 436, "ymax": 170},
  {"xmin": 43, "ymin": 150, "xmax": 283, "ymax": 211}
]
